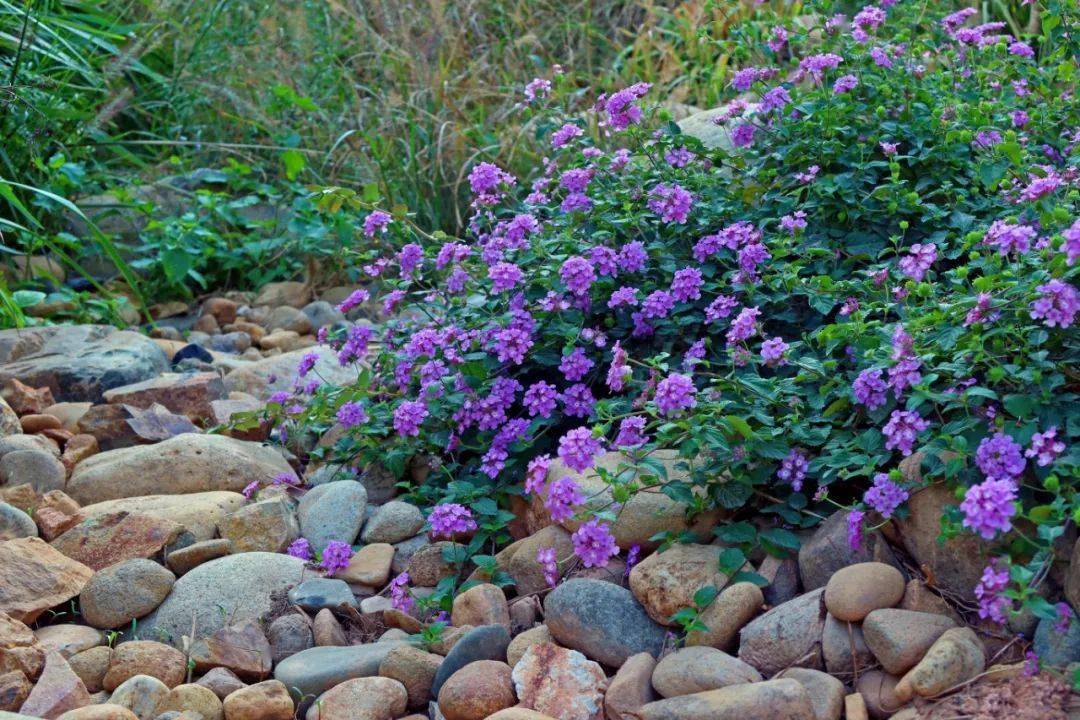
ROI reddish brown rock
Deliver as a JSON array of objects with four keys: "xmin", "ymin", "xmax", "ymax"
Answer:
[
  {"xmin": 0, "ymin": 537, "xmax": 94, "ymax": 623},
  {"xmin": 437, "ymin": 660, "xmax": 516, "ymax": 720},
  {"xmin": 50, "ymin": 511, "xmax": 182, "ymax": 570},
  {"xmin": 102, "ymin": 373, "xmax": 226, "ymax": 424},
  {"xmin": 166, "ymin": 538, "xmax": 233, "ymax": 575},
  {"xmin": 19, "ymin": 651, "xmax": 91, "ymax": 718},
  {"xmin": 102, "ymin": 641, "xmax": 187, "ymax": 691},
  {"xmin": 196, "ymin": 666, "xmax": 246, "ymax": 700},
  {"xmin": 0, "ymin": 612, "xmax": 45, "ymax": 679},
  {"xmin": 41, "ymin": 427, "xmax": 74, "ymax": 445},
  {"xmin": 60, "ymin": 435, "xmax": 99, "ymax": 475},
  {"xmin": 189, "ymin": 620, "xmax": 272, "ymax": 681},
  {"xmin": 312, "ymin": 609, "xmax": 347, "ymax": 647},
  {"xmin": 511, "ymin": 643, "xmax": 605, "ymax": 720},
  {"xmin": 4, "ymin": 379, "xmax": 55, "ymax": 415},
  {"xmin": 20, "ymin": 413, "xmax": 62, "ymax": 434},
  {"xmin": 378, "ymin": 644, "xmax": 443, "ymax": 709},
  {"xmin": 0, "ymin": 668, "xmax": 31, "ymax": 711},
  {"xmin": 305, "ymin": 676, "xmax": 406, "ymax": 720},
  {"xmin": 33, "ymin": 491, "xmax": 85, "ymax": 541},
  {"xmin": 201, "ymin": 298, "xmax": 238, "ymax": 326},
  {"xmin": 75, "ymin": 404, "xmax": 148, "ymax": 452},
  {"xmin": 0, "ymin": 484, "xmax": 38, "ymax": 513}
]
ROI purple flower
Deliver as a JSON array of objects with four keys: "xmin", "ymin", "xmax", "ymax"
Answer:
[
  {"xmin": 761, "ymin": 337, "xmax": 789, "ymax": 366},
  {"xmin": 242, "ymin": 480, "xmax": 259, "ymax": 499},
  {"xmin": 1030, "ymin": 279, "xmax": 1078, "ymax": 328},
  {"xmin": 524, "ymin": 381, "xmax": 559, "ymax": 418},
  {"xmin": 562, "ymin": 383, "xmax": 596, "ymax": 418},
  {"xmin": 863, "ymin": 473, "xmax": 908, "ymax": 518},
  {"xmin": 975, "ymin": 433, "xmax": 1026, "ymax": 482},
  {"xmin": 974, "ymin": 130, "xmax": 1003, "ymax": 149},
  {"xmin": 287, "ymin": 538, "xmax": 311, "ymax": 560},
  {"xmin": 670, "ymin": 267, "xmax": 704, "ymax": 302},
  {"xmin": 625, "ymin": 544, "xmax": 641, "ymax": 575},
  {"xmin": 1054, "ymin": 603, "xmax": 1073, "ymax": 633},
  {"xmin": 726, "ymin": 306, "xmax": 760, "ymax": 345},
  {"xmin": 641, "ymin": 290, "xmax": 675, "ymax": 319},
  {"xmin": 336, "ymin": 401, "xmax": 368, "ymax": 428},
  {"xmin": 871, "ymin": 46, "xmax": 893, "ymax": 69},
  {"xmin": 336, "ymin": 289, "xmax": 370, "ymax": 314},
  {"xmin": 974, "ymin": 561, "xmax": 1011, "ymax": 623},
  {"xmin": 393, "ymin": 400, "xmax": 428, "ymax": 437},
  {"xmin": 618, "ymin": 242, "xmax": 648, "ymax": 273},
  {"xmin": 984, "ymin": 220, "xmax": 1036, "ymax": 255},
  {"xmin": 603, "ymin": 82, "xmax": 651, "ymax": 131},
  {"xmin": 1011, "ymin": 110, "xmax": 1030, "ymax": 128},
  {"xmin": 767, "ymin": 25, "xmax": 788, "ymax": 53},
  {"xmin": 705, "ymin": 295, "xmax": 738, "ymax": 323},
  {"xmin": 572, "ymin": 520, "xmax": 619, "ymax": 568},
  {"xmin": 780, "ymin": 211, "xmax": 807, "ymax": 234},
  {"xmin": 363, "ymin": 210, "xmax": 392, "ymax": 237},
  {"xmin": 853, "ymin": 368, "xmax": 888, "ymax": 410},
  {"xmin": 880, "ymin": 141, "xmax": 899, "ymax": 155},
  {"xmin": 655, "ymin": 373, "xmax": 696, "ymax": 417},
  {"xmin": 398, "ymin": 243, "xmax": 424, "ymax": 276},
  {"xmin": 898, "ymin": 243, "xmax": 937, "ymax": 281},
  {"xmin": 760, "ymin": 86, "xmax": 792, "ymax": 114},
  {"xmin": 537, "ymin": 546, "xmax": 559, "ymax": 587},
  {"xmin": 297, "ymin": 351, "xmax": 320, "ymax": 378},
  {"xmin": 1009, "ymin": 41, "xmax": 1034, "ymax": 57},
  {"xmin": 888, "ymin": 357, "xmax": 923, "ymax": 396},
  {"xmin": 551, "ymin": 123, "xmax": 583, "ymax": 148},
  {"xmin": 961, "ymin": 479, "xmax": 1018, "ymax": 539},
  {"xmin": 545, "ymin": 475, "xmax": 584, "ymax": 522},
  {"xmin": 882, "ymin": 409, "xmax": 929, "ymax": 456},
  {"xmin": 647, "ymin": 183, "xmax": 693, "ymax": 224},
  {"xmin": 731, "ymin": 123, "xmax": 756, "ymax": 147},
  {"xmin": 1064, "ymin": 220, "xmax": 1080, "ymax": 266},
  {"xmin": 615, "ymin": 416, "xmax": 648, "ymax": 448},
  {"xmin": 847, "ymin": 510, "xmax": 865, "ymax": 551},
  {"xmin": 560, "ymin": 256, "xmax": 597, "ymax": 295},
  {"xmin": 559, "ymin": 348, "xmax": 594, "ymax": 382},
  {"xmin": 964, "ymin": 293, "xmax": 995, "ymax": 326},
  {"xmin": 525, "ymin": 455, "xmax": 551, "ymax": 496},
  {"xmin": 489, "ymin": 262, "xmax": 524, "ymax": 293},
  {"xmin": 799, "ymin": 53, "xmax": 844, "ymax": 81},
  {"xmin": 664, "ymin": 148, "xmax": 695, "ymax": 167},
  {"xmin": 320, "ymin": 540, "xmax": 353, "ymax": 574},
  {"xmin": 557, "ymin": 427, "xmax": 603, "ymax": 473},
  {"xmin": 777, "ymin": 448, "xmax": 808, "ymax": 491},
  {"xmin": 833, "ymin": 74, "xmax": 859, "ymax": 94},
  {"xmin": 388, "ymin": 572, "xmax": 413, "ymax": 612},
  {"xmin": 1026, "ymin": 427, "xmax": 1065, "ymax": 467},
  {"xmin": 607, "ymin": 342, "xmax": 631, "ymax": 392},
  {"xmin": 608, "ymin": 286, "xmax": 639, "ymax": 308},
  {"xmin": 428, "ymin": 503, "xmax": 477, "ymax": 538},
  {"xmin": 469, "ymin": 162, "xmax": 514, "ymax": 197}
]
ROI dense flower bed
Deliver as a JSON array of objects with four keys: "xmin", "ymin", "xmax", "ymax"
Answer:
[{"xmin": 278, "ymin": 2, "xmax": 1078, "ymax": 631}]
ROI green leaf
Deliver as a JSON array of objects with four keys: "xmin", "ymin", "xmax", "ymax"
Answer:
[
  {"xmin": 717, "ymin": 547, "xmax": 746, "ymax": 576},
  {"xmin": 760, "ymin": 527, "xmax": 801, "ymax": 551},
  {"xmin": 731, "ymin": 570, "xmax": 770, "ymax": 587},
  {"xmin": 281, "ymin": 150, "xmax": 306, "ymax": 181},
  {"xmin": 160, "ymin": 247, "xmax": 194, "ymax": 285},
  {"xmin": 714, "ymin": 522, "xmax": 757, "ymax": 544},
  {"xmin": 693, "ymin": 585, "xmax": 718, "ymax": 608},
  {"xmin": 725, "ymin": 415, "xmax": 754, "ymax": 439}
]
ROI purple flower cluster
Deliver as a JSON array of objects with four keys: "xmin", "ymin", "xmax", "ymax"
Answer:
[
  {"xmin": 602, "ymin": 82, "xmax": 651, "ymax": 131},
  {"xmin": 777, "ymin": 448, "xmax": 808, "ymax": 491},
  {"xmin": 615, "ymin": 416, "xmax": 648, "ymax": 448},
  {"xmin": 393, "ymin": 400, "xmax": 428, "ymax": 437},
  {"xmin": 898, "ymin": 243, "xmax": 936, "ymax": 281},
  {"xmin": 545, "ymin": 475, "xmax": 584, "ymax": 522},
  {"xmin": 336, "ymin": 401, "xmax": 368, "ymax": 429},
  {"xmin": 655, "ymin": 373, "xmax": 697, "ymax": 417},
  {"xmin": 336, "ymin": 288, "xmax": 370, "ymax": 314},
  {"xmin": 974, "ymin": 561, "xmax": 1011, "ymax": 624},
  {"xmin": 286, "ymin": 537, "xmax": 312, "ymax": 561},
  {"xmin": 647, "ymin": 183, "xmax": 693, "ymax": 224},
  {"xmin": 726, "ymin": 306, "xmax": 760, "ymax": 345},
  {"xmin": 975, "ymin": 433, "xmax": 1026, "ymax": 482},
  {"xmin": 537, "ymin": 546, "xmax": 559, "ymax": 587},
  {"xmin": 882, "ymin": 409, "xmax": 929, "ymax": 455},
  {"xmin": 363, "ymin": 210, "xmax": 392, "ymax": 237},
  {"xmin": 671, "ymin": 267, "xmax": 703, "ymax": 302},
  {"xmin": 428, "ymin": 503, "xmax": 478, "ymax": 538},
  {"xmin": 961, "ymin": 478, "xmax": 1017, "ymax": 539},
  {"xmin": 853, "ymin": 367, "xmax": 888, "ymax": 410},
  {"xmin": 761, "ymin": 337, "xmax": 788, "ymax": 366},
  {"xmin": 558, "ymin": 427, "xmax": 603, "ymax": 473},
  {"xmin": 984, "ymin": 220, "xmax": 1036, "ymax": 255},
  {"xmin": 320, "ymin": 540, "xmax": 353, "ymax": 574},
  {"xmin": 572, "ymin": 520, "xmax": 619, "ymax": 568},
  {"xmin": 1026, "ymin": 426, "xmax": 1065, "ymax": 467},
  {"xmin": 863, "ymin": 473, "xmax": 908, "ymax": 518},
  {"xmin": 1030, "ymin": 279, "xmax": 1078, "ymax": 328},
  {"xmin": 560, "ymin": 256, "xmax": 596, "ymax": 295},
  {"xmin": 388, "ymin": 572, "xmax": 413, "ymax": 612}
]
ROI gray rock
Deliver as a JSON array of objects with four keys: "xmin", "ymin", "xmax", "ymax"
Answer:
[
  {"xmin": 361, "ymin": 501, "xmax": 424, "ymax": 544},
  {"xmin": 0, "ymin": 449, "xmax": 66, "ymax": 493},
  {"xmin": 108, "ymin": 673, "xmax": 170, "ymax": 719},
  {"xmin": 798, "ymin": 510, "xmax": 901, "ymax": 591},
  {"xmin": 301, "ymin": 301, "xmax": 346, "ymax": 331},
  {"xmin": 430, "ymin": 624, "xmax": 511, "ymax": 696},
  {"xmin": 273, "ymin": 642, "xmax": 407, "ymax": 698},
  {"xmin": 222, "ymin": 349, "xmax": 355, "ymax": 402},
  {"xmin": 209, "ymin": 331, "xmax": 251, "ymax": 354},
  {"xmin": 738, "ymin": 588, "xmax": 826, "ymax": 676},
  {"xmin": 297, "ymin": 481, "xmax": 367, "ymax": 553},
  {"xmin": 139, "ymin": 552, "xmax": 306, "ymax": 645},
  {"xmin": 80, "ymin": 558, "xmax": 176, "ymax": 629},
  {"xmin": 0, "ymin": 325, "xmax": 168, "ymax": 402},
  {"xmin": 268, "ymin": 614, "xmax": 314, "ymax": 664},
  {"xmin": 391, "ymin": 534, "xmax": 431, "ymax": 575},
  {"xmin": 821, "ymin": 613, "xmax": 875, "ymax": 679},
  {"xmin": 1033, "ymin": 614, "xmax": 1080, "ymax": 667},
  {"xmin": 543, "ymin": 578, "xmax": 666, "ymax": 667},
  {"xmin": 357, "ymin": 463, "xmax": 399, "ymax": 504},
  {"xmin": 0, "ymin": 501, "xmax": 37, "ymax": 540},
  {"xmin": 287, "ymin": 578, "xmax": 357, "ymax": 612},
  {"xmin": 266, "ymin": 306, "xmax": 312, "ymax": 335}
]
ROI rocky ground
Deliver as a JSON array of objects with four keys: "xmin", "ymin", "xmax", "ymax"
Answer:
[{"xmin": 0, "ymin": 283, "xmax": 1076, "ymax": 720}]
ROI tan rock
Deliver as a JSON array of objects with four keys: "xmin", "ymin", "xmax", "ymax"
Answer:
[
  {"xmin": 821, "ymin": 613, "xmax": 875, "ymax": 679},
  {"xmin": 253, "ymin": 281, "xmax": 309, "ymax": 309},
  {"xmin": 221, "ymin": 679, "xmax": 293, "ymax": 720},
  {"xmin": 102, "ymin": 641, "xmax": 186, "ymax": 691},
  {"xmin": 67, "ymin": 647, "xmax": 112, "ymax": 693},
  {"xmin": 737, "ymin": 589, "xmax": 827, "ymax": 677},
  {"xmin": 0, "ymin": 484, "xmax": 39, "ymax": 513},
  {"xmin": 335, "ymin": 543, "xmax": 393, "ymax": 586},
  {"xmin": 107, "ymin": 673, "xmax": 170, "ymax": 719},
  {"xmin": 855, "ymin": 670, "xmax": 905, "ymax": 720},
  {"xmin": 506, "ymin": 526, "xmax": 575, "ymax": 595},
  {"xmin": 634, "ymin": 678, "xmax": 815, "ymax": 720},
  {"xmin": 188, "ymin": 621, "xmax": 272, "ymax": 681},
  {"xmin": 0, "ymin": 669, "xmax": 32, "ymax": 712},
  {"xmin": 629, "ymin": 544, "xmax": 743, "ymax": 626},
  {"xmin": 154, "ymin": 683, "xmax": 223, "ymax": 720},
  {"xmin": 861, "ymin": 609, "xmax": 957, "ymax": 675},
  {"xmin": 305, "ymin": 676, "xmax": 406, "ymax": 720},
  {"xmin": 19, "ymin": 651, "xmax": 91, "ymax": 718},
  {"xmin": 60, "ymin": 435, "xmax": 98, "ymax": 475},
  {"xmin": 823, "ymin": 563, "xmax": 905, "ymax": 623},
  {"xmin": 382, "ymin": 608, "xmax": 422, "ymax": 634},
  {"xmin": 685, "ymin": 582, "xmax": 763, "ymax": 650},
  {"xmin": 166, "ymin": 539, "xmax": 233, "ymax": 575},
  {"xmin": 651, "ymin": 646, "xmax": 761, "ymax": 698},
  {"xmin": 195, "ymin": 667, "xmax": 246, "ymax": 700},
  {"xmin": 50, "ymin": 512, "xmax": 182, "ymax": 571},
  {"xmin": 894, "ymin": 627, "xmax": 985, "ymax": 702},
  {"xmin": 844, "ymin": 693, "xmax": 869, "ymax": 720},
  {"xmin": 66, "ymin": 434, "xmax": 296, "ymax": 505},
  {"xmin": 0, "ymin": 537, "xmax": 94, "ymax": 623},
  {"xmin": 487, "ymin": 710, "xmax": 559, "ymax": 720},
  {"xmin": 79, "ymin": 559, "xmax": 175, "ymax": 629},
  {"xmin": 604, "ymin": 652, "xmax": 656, "ymax": 720},
  {"xmin": 33, "ymin": 626, "xmax": 102, "ymax": 659},
  {"xmin": 0, "ymin": 612, "xmax": 45, "ymax": 679},
  {"xmin": 451, "ymin": 583, "xmax": 510, "ymax": 630},
  {"xmin": 898, "ymin": 580, "xmax": 961, "ymax": 623},
  {"xmin": 507, "ymin": 626, "xmax": 555, "ymax": 667},
  {"xmin": 201, "ymin": 298, "xmax": 238, "ymax": 326},
  {"xmin": 217, "ymin": 498, "xmax": 298, "ymax": 554},
  {"xmin": 44, "ymin": 403, "xmax": 93, "ymax": 434},
  {"xmin": 312, "ymin": 609, "xmax": 347, "ymax": 647},
  {"xmin": 82, "ymin": 492, "xmax": 244, "ymax": 543},
  {"xmin": 511, "ymin": 643, "xmax": 604, "ymax": 720},
  {"xmin": 20, "ymin": 413, "xmax": 62, "ymax": 434},
  {"xmin": 407, "ymin": 541, "xmax": 459, "ymax": 587},
  {"xmin": 436, "ymin": 660, "xmax": 516, "ymax": 720},
  {"xmin": 56, "ymin": 705, "xmax": 140, "ymax": 719},
  {"xmin": 777, "ymin": 667, "xmax": 844, "ymax": 720},
  {"xmin": 378, "ymin": 644, "xmax": 442, "ymax": 709}
]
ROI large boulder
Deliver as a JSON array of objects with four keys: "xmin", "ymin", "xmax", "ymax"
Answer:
[
  {"xmin": 629, "ymin": 543, "xmax": 742, "ymax": 625},
  {"xmin": 80, "ymin": 491, "xmax": 244, "ymax": 542},
  {"xmin": 67, "ymin": 434, "xmax": 295, "ymax": 504},
  {"xmin": 738, "ymin": 588, "xmax": 826, "ymax": 677},
  {"xmin": 297, "ymin": 481, "xmax": 367, "ymax": 554},
  {"xmin": 138, "ymin": 552, "xmax": 306, "ymax": 646},
  {"xmin": 0, "ymin": 326, "xmax": 167, "ymax": 403},
  {"xmin": 101, "ymin": 372, "xmax": 226, "ymax": 424},
  {"xmin": 537, "ymin": 451, "xmax": 720, "ymax": 550}
]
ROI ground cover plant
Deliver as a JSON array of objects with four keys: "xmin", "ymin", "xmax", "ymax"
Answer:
[{"xmin": 277, "ymin": 0, "xmax": 1080, "ymax": 649}]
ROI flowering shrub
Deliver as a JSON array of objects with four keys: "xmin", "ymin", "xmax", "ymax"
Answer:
[{"xmin": 281, "ymin": 2, "xmax": 1078, "ymax": 624}]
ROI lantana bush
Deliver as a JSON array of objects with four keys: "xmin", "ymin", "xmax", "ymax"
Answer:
[{"xmin": 275, "ymin": 0, "xmax": 1078, "ymax": 647}]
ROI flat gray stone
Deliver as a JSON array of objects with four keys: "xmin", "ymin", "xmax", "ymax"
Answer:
[
  {"xmin": 297, "ymin": 480, "xmax": 367, "ymax": 553},
  {"xmin": 273, "ymin": 642, "xmax": 408, "ymax": 698},
  {"xmin": 287, "ymin": 578, "xmax": 357, "ymax": 612},
  {"xmin": 361, "ymin": 501, "xmax": 424, "ymax": 544},
  {"xmin": 1033, "ymin": 615, "xmax": 1080, "ymax": 667},
  {"xmin": 0, "ymin": 501, "xmax": 37, "ymax": 540}
]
